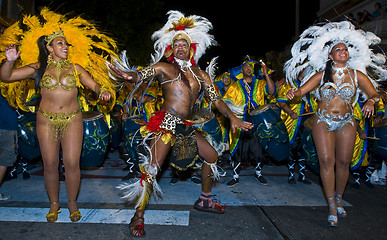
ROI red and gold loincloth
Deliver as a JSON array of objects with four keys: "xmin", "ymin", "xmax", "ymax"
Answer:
[{"xmin": 140, "ymin": 109, "xmax": 198, "ymax": 170}]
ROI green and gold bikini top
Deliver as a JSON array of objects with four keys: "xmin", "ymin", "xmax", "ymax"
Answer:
[{"xmin": 40, "ymin": 59, "xmax": 79, "ymax": 91}]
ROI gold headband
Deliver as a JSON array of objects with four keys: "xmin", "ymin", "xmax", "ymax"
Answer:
[
  {"xmin": 172, "ymin": 31, "xmax": 191, "ymax": 46},
  {"xmin": 45, "ymin": 29, "xmax": 66, "ymax": 45}
]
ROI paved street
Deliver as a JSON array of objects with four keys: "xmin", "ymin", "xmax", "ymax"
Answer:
[{"xmin": 0, "ymin": 151, "xmax": 386, "ymax": 240}]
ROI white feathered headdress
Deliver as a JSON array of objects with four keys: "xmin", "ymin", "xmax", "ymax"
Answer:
[
  {"xmin": 151, "ymin": 10, "xmax": 216, "ymax": 66},
  {"xmin": 284, "ymin": 21, "xmax": 387, "ymax": 91}
]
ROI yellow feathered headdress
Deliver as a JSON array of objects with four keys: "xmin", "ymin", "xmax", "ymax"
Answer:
[{"xmin": 0, "ymin": 7, "xmax": 118, "ymax": 114}]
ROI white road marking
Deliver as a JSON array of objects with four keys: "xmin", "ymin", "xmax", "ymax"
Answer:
[{"xmin": 0, "ymin": 207, "xmax": 190, "ymax": 226}]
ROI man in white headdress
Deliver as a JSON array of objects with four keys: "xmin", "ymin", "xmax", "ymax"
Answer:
[{"xmin": 110, "ymin": 10, "xmax": 252, "ymax": 237}]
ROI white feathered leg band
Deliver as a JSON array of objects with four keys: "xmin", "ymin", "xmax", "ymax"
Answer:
[
  {"xmin": 116, "ymin": 163, "xmax": 162, "ymax": 209},
  {"xmin": 203, "ymin": 160, "xmax": 226, "ymax": 181}
]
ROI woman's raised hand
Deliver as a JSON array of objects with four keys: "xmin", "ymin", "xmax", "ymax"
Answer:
[{"xmin": 5, "ymin": 44, "xmax": 20, "ymax": 62}]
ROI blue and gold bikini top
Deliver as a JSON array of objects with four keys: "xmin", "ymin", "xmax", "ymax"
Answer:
[
  {"xmin": 40, "ymin": 61, "xmax": 78, "ymax": 91},
  {"xmin": 317, "ymin": 70, "xmax": 357, "ymax": 105}
]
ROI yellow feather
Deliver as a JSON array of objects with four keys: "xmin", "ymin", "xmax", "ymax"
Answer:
[
  {"xmin": 22, "ymin": 14, "xmax": 41, "ymax": 30},
  {"xmin": 40, "ymin": 7, "xmax": 66, "ymax": 24},
  {"xmin": 0, "ymin": 8, "xmax": 119, "ymax": 114}
]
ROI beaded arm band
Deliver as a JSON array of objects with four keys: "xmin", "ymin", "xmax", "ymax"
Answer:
[
  {"xmin": 138, "ymin": 66, "xmax": 156, "ymax": 81},
  {"xmin": 205, "ymin": 84, "xmax": 221, "ymax": 102}
]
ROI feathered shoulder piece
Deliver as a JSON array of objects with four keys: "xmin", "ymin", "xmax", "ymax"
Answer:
[
  {"xmin": 0, "ymin": 7, "xmax": 118, "ymax": 113},
  {"xmin": 284, "ymin": 21, "xmax": 387, "ymax": 92},
  {"xmin": 150, "ymin": 10, "xmax": 216, "ymax": 66}
]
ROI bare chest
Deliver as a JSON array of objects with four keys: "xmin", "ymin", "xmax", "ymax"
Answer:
[{"xmin": 162, "ymin": 67, "xmax": 203, "ymax": 94}]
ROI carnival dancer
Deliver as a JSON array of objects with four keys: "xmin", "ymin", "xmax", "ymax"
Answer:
[
  {"xmin": 276, "ymin": 73, "xmax": 316, "ymax": 184},
  {"xmin": 223, "ymin": 60, "xmax": 275, "ymax": 187},
  {"xmin": 0, "ymin": 8, "xmax": 116, "ymax": 222},
  {"xmin": 285, "ymin": 21, "xmax": 386, "ymax": 227},
  {"xmin": 109, "ymin": 11, "xmax": 252, "ymax": 237}
]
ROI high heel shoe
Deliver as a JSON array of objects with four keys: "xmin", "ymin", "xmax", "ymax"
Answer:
[
  {"xmin": 335, "ymin": 192, "xmax": 347, "ymax": 218},
  {"xmin": 46, "ymin": 201, "xmax": 61, "ymax": 223},
  {"xmin": 68, "ymin": 201, "xmax": 82, "ymax": 222},
  {"xmin": 327, "ymin": 197, "xmax": 338, "ymax": 227}
]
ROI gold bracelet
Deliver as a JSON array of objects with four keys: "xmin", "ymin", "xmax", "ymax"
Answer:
[{"xmin": 368, "ymin": 97, "xmax": 379, "ymax": 105}]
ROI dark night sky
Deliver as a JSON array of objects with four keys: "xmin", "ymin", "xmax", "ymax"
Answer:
[{"xmin": 44, "ymin": 0, "xmax": 320, "ymax": 73}]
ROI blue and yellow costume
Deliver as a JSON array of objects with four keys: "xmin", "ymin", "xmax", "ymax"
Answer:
[
  {"xmin": 276, "ymin": 79, "xmax": 317, "ymax": 183},
  {"xmin": 223, "ymin": 61, "xmax": 276, "ymax": 155},
  {"xmin": 214, "ymin": 72, "xmax": 232, "ymax": 96},
  {"xmin": 351, "ymin": 99, "xmax": 384, "ymax": 187},
  {"xmin": 276, "ymin": 79, "xmax": 317, "ymax": 144},
  {"xmin": 222, "ymin": 60, "xmax": 275, "ymax": 184}
]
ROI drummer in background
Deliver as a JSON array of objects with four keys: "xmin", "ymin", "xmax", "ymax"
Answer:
[
  {"xmin": 215, "ymin": 72, "xmax": 233, "ymax": 96},
  {"xmin": 211, "ymin": 72, "xmax": 234, "ymax": 165},
  {"xmin": 223, "ymin": 59, "xmax": 275, "ymax": 186},
  {"xmin": 276, "ymin": 71, "xmax": 316, "ymax": 184},
  {"xmin": 349, "ymin": 101, "xmax": 371, "ymax": 188},
  {"xmin": 368, "ymin": 88, "xmax": 387, "ymax": 185},
  {"xmin": 351, "ymin": 95, "xmax": 385, "ymax": 188},
  {"xmin": 120, "ymin": 80, "xmax": 160, "ymax": 123},
  {"xmin": 117, "ymin": 79, "xmax": 160, "ymax": 180}
]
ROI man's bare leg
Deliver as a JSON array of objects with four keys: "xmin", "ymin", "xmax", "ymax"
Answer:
[
  {"xmin": 194, "ymin": 131, "xmax": 225, "ymax": 213},
  {"xmin": 130, "ymin": 136, "xmax": 171, "ymax": 237}
]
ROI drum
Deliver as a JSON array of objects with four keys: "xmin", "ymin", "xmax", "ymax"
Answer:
[
  {"xmin": 300, "ymin": 116, "xmax": 320, "ymax": 174},
  {"xmin": 268, "ymin": 103, "xmax": 281, "ymax": 116},
  {"xmin": 80, "ymin": 111, "xmax": 110, "ymax": 169},
  {"xmin": 248, "ymin": 105, "xmax": 289, "ymax": 161},
  {"xmin": 191, "ymin": 110, "xmax": 227, "ymax": 156},
  {"xmin": 192, "ymin": 110, "xmax": 223, "ymax": 144},
  {"xmin": 123, "ymin": 115, "xmax": 144, "ymax": 165},
  {"xmin": 109, "ymin": 114, "xmax": 122, "ymax": 149},
  {"xmin": 373, "ymin": 118, "xmax": 387, "ymax": 160},
  {"xmin": 17, "ymin": 111, "xmax": 41, "ymax": 160}
]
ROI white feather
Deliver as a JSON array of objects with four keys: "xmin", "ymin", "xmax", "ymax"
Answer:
[
  {"xmin": 284, "ymin": 20, "xmax": 387, "ymax": 100},
  {"xmin": 223, "ymin": 100, "xmax": 245, "ymax": 117},
  {"xmin": 205, "ymin": 56, "xmax": 218, "ymax": 82}
]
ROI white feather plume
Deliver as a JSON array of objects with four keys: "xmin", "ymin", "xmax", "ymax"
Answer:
[
  {"xmin": 223, "ymin": 100, "xmax": 245, "ymax": 117},
  {"xmin": 284, "ymin": 21, "xmax": 387, "ymax": 102},
  {"xmin": 205, "ymin": 56, "xmax": 218, "ymax": 82}
]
